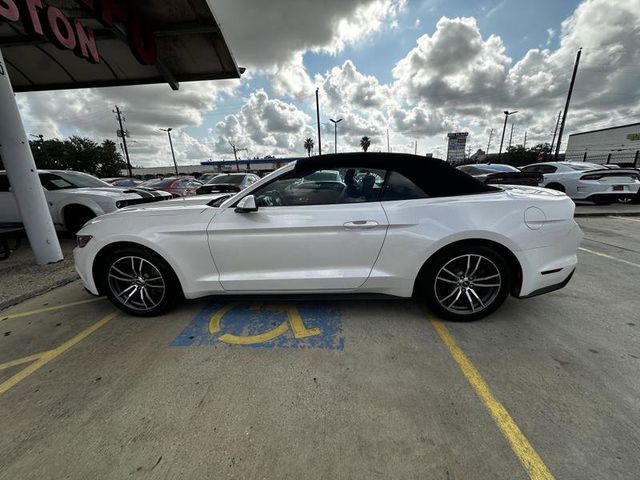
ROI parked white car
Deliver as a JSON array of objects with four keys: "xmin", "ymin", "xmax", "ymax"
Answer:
[
  {"xmin": 0, "ymin": 170, "xmax": 171, "ymax": 233},
  {"xmin": 520, "ymin": 162, "xmax": 640, "ymax": 204},
  {"xmin": 74, "ymin": 153, "xmax": 583, "ymax": 321}
]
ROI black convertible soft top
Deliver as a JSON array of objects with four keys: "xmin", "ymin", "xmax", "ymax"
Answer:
[{"xmin": 295, "ymin": 153, "xmax": 497, "ymax": 197}]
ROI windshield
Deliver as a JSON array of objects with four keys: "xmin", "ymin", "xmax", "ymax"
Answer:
[
  {"xmin": 207, "ymin": 175, "xmax": 245, "ymax": 185},
  {"xmin": 142, "ymin": 178, "xmax": 176, "ymax": 188},
  {"xmin": 568, "ymin": 163, "xmax": 601, "ymax": 171},
  {"xmin": 39, "ymin": 171, "xmax": 111, "ymax": 190},
  {"xmin": 482, "ymin": 164, "xmax": 519, "ymax": 172},
  {"xmin": 458, "ymin": 165, "xmax": 491, "ymax": 176},
  {"xmin": 304, "ymin": 170, "xmax": 340, "ymax": 182}
]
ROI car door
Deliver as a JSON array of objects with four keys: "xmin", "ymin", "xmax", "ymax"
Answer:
[
  {"xmin": 209, "ymin": 166, "xmax": 389, "ymax": 292},
  {"xmin": 0, "ymin": 174, "xmax": 22, "ymax": 223}
]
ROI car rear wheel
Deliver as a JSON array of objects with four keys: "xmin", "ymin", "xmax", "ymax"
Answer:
[
  {"xmin": 102, "ymin": 247, "xmax": 180, "ymax": 316},
  {"xmin": 420, "ymin": 246, "xmax": 510, "ymax": 322}
]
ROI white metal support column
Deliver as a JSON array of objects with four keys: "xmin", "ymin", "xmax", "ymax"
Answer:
[{"xmin": 0, "ymin": 48, "xmax": 63, "ymax": 265}]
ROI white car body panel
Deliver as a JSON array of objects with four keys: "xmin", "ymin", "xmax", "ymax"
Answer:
[
  {"xmin": 210, "ymin": 202, "xmax": 388, "ymax": 291},
  {"xmin": 74, "ymin": 160, "xmax": 583, "ymax": 303}
]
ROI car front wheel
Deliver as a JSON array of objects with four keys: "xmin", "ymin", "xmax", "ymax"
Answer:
[
  {"xmin": 420, "ymin": 246, "xmax": 510, "ymax": 321},
  {"xmin": 102, "ymin": 247, "xmax": 180, "ymax": 316}
]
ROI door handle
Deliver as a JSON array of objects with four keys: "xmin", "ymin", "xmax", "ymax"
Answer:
[{"xmin": 343, "ymin": 220, "xmax": 379, "ymax": 229}]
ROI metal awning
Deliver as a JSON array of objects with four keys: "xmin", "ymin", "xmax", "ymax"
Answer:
[{"xmin": 0, "ymin": 0, "xmax": 242, "ymax": 92}]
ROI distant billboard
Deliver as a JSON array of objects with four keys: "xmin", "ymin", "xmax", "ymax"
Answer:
[{"xmin": 447, "ymin": 132, "xmax": 468, "ymax": 163}]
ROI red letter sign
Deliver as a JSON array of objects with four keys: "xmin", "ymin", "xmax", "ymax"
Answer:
[
  {"xmin": 45, "ymin": 6, "xmax": 76, "ymax": 50},
  {"xmin": 0, "ymin": 0, "xmax": 19, "ymax": 22},
  {"xmin": 75, "ymin": 19, "xmax": 100, "ymax": 64}
]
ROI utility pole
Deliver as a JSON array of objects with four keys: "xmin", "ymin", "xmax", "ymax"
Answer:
[
  {"xmin": 160, "ymin": 128, "xmax": 178, "ymax": 176},
  {"xmin": 114, "ymin": 105, "xmax": 132, "ymax": 177},
  {"xmin": 330, "ymin": 118, "xmax": 343, "ymax": 154},
  {"xmin": 549, "ymin": 110, "xmax": 562, "ymax": 158},
  {"xmin": 499, "ymin": 110, "xmax": 518, "ymax": 158},
  {"xmin": 523, "ymin": 130, "xmax": 528, "ymax": 150},
  {"xmin": 414, "ymin": 141, "xmax": 418, "ymax": 155},
  {"xmin": 486, "ymin": 128, "xmax": 494, "ymax": 155},
  {"xmin": 555, "ymin": 48, "xmax": 582, "ymax": 160},
  {"xmin": 315, "ymin": 88, "xmax": 322, "ymax": 156},
  {"xmin": 228, "ymin": 140, "xmax": 248, "ymax": 172},
  {"xmin": 387, "ymin": 128, "xmax": 390, "ymax": 153},
  {"xmin": 508, "ymin": 123, "xmax": 514, "ymax": 150}
]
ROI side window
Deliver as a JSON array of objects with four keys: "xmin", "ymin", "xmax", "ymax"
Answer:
[
  {"xmin": 381, "ymin": 171, "xmax": 428, "ymax": 201},
  {"xmin": 521, "ymin": 165, "xmax": 539, "ymax": 173},
  {"xmin": 539, "ymin": 165, "xmax": 558, "ymax": 173},
  {"xmin": 0, "ymin": 174, "xmax": 10, "ymax": 192},
  {"xmin": 252, "ymin": 167, "xmax": 386, "ymax": 207}
]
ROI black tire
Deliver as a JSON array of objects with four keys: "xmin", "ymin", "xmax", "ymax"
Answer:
[
  {"xmin": 65, "ymin": 205, "xmax": 96, "ymax": 234},
  {"xmin": 101, "ymin": 246, "xmax": 181, "ymax": 316},
  {"xmin": 418, "ymin": 245, "xmax": 511, "ymax": 322},
  {"xmin": 545, "ymin": 183, "xmax": 565, "ymax": 192}
]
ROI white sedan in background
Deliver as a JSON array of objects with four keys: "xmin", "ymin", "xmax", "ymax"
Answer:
[
  {"xmin": 520, "ymin": 162, "xmax": 640, "ymax": 204},
  {"xmin": 74, "ymin": 153, "xmax": 582, "ymax": 321},
  {"xmin": 0, "ymin": 170, "xmax": 171, "ymax": 233}
]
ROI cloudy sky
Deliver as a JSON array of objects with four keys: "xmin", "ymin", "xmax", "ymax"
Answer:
[{"xmin": 16, "ymin": 0, "xmax": 640, "ymax": 167}]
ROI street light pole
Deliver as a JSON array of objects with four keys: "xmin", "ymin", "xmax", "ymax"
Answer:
[
  {"xmin": 330, "ymin": 118, "xmax": 343, "ymax": 154},
  {"xmin": 498, "ymin": 110, "xmax": 518, "ymax": 158},
  {"xmin": 160, "ymin": 128, "xmax": 178, "ymax": 176},
  {"xmin": 555, "ymin": 48, "xmax": 582, "ymax": 160},
  {"xmin": 316, "ymin": 88, "xmax": 322, "ymax": 156}
]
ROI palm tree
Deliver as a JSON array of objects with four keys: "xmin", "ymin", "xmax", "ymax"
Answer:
[
  {"xmin": 304, "ymin": 137, "xmax": 314, "ymax": 157},
  {"xmin": 360, "ymin": 136, "xmax": 371, "ymax": 152}
]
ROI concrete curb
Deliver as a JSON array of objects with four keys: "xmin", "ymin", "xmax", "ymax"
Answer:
[{"xmin": 0, "ymin": 274, "xmax": 79, "ymax": 313}]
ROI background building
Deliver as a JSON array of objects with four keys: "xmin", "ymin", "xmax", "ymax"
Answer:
[
  {"xmin": 446, "ymin": 133, "xmax": 469, "ymax": 164},
  {"xmin": 565, "ymin": 122, "xmax": 640, "ymax": 166}
]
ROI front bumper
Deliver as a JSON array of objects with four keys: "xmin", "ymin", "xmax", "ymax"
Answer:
[{"xmin": 73, "ymin": 245, "xmax": 100, "ymax": 296}]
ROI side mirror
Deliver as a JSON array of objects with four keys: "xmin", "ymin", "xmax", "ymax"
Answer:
[{"xmin": 235, "ymin": 195, "xmax": 258, "ymax": 213}]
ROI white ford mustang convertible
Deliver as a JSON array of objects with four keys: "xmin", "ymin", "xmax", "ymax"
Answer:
[{"xmin": 74, "ymin": 153, "xmax": 583, "ymax": 321}]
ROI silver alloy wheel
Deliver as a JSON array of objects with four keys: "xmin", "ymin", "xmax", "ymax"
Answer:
[
  {"xmin": 434, "ymin": 254, "xmax": 501, "ymax": 315},
  {"xmin": 107, "ymin": 256, "xmax": 166, "ymax": 312}
]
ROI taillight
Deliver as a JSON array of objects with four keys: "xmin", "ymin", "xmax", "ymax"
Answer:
[
  {"xmin": 581, "ymin": 173, "xmax": 603, "ymax": 180},
  {"xmin": 233, "ymin": 186, "xmax": 241, "ymax": 192}
]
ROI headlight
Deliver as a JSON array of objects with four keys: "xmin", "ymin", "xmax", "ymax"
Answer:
[
  {"xmin": 76, "ymin": 235, "xmax": 93, "ymax": 248},
  {"xmin": 116, "ymin": 200, "xmax": 128, "ymax": 208}
]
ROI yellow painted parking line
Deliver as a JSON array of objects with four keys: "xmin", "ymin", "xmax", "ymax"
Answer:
[
  {"xmin": 0, "ymin": 311, "xmax": 117, "ymax": 396},
  {"xmin": 0, "ymin": 297, "xmax": 105, "ymax": 323},
  {"xmin": 429, "ymin": 317, "xmax": 554, "ymax": 480},
  {"xmin": 0, "ymin": 352, "xmax": 46, "ymax": 371},
  {"xmin": 579, "ymin": 247, "xmax": 640, "ymax": 269},
  {"xmin": 609, "ymin": 216, "xmax": 640, "ymax": 223}
]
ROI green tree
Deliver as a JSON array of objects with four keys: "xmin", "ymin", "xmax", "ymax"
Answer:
[
  {"xmin": 303, "ymin": 137, "xmax": 314, "ymax": 157},
  {"xmin": 360, "ymin": 136, "xmax": 371, "ymax": 152},
  {"xmin": 29, "ymin": 136, "xmax": 125, "ymax": 177}
]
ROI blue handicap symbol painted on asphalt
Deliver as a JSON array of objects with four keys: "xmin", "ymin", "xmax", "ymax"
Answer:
[{"xmin": 171, "ymin": 301, "xmax": 344, "ymax": 350}]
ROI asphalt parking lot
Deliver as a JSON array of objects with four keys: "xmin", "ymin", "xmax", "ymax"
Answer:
[{"xmin": 1, "ymin": 215, "xmax": 639, "ymax": 480}]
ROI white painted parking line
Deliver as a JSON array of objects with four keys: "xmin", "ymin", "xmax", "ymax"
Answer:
[{"xmin": 579, "ymin": 247, "xmax": 640, "ymax": 269}]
